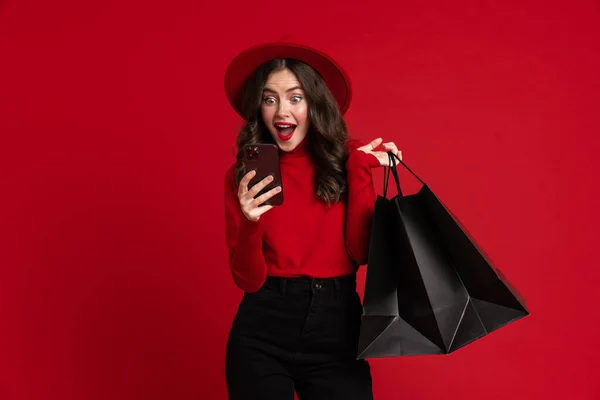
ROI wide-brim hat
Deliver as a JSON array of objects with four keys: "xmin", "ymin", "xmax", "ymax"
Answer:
[{"xmin": 224, "ymin": 40, "xmax": 352, "ymax": 118}]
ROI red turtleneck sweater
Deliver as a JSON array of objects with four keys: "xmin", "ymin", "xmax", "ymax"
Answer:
[{"xmin": 223, "ymin": 138, "xmax": 380, "ymax": 293}]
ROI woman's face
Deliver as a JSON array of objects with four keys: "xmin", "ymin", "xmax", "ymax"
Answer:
[{"xmin": 260, "ymin": 68, "xmax": 309, "ymax": 152}]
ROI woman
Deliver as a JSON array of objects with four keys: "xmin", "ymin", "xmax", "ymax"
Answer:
[{"xmin": 223, "ymin": 41, "xmax": 402, "ymax": 400}]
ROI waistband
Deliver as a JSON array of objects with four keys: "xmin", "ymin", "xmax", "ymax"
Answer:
[{"xmin": 263, "ymin": 273, "xmax": 357, "ymax": 295}]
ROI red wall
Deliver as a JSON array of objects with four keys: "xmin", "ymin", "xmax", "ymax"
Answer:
[{"xmin": 1, "ymin": 0, "xmax": 599, "ymax": 399}]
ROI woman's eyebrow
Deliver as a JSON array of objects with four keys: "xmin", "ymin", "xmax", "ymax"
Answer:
[{"xmin": 263, "ymin": 86, "xmax": 303, "ymax": 93}]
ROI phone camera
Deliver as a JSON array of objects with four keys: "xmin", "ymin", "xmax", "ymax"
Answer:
[{"xmin": 246, "ymin": 146, "xmax": 259, "ymax": 159}]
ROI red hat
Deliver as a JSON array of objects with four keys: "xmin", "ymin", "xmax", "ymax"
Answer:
[{"xmin": 224, "ymin": 40, "xmax": 352, "ymax": 118}]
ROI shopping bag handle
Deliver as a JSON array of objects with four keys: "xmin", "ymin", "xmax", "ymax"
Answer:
[{"xmin": 383, "ymin": 152, "xmax": 426, "ymax": 198}]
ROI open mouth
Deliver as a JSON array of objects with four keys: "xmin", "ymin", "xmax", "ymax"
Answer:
[{"xmin": 274, "ymin": 123, "xmax": 297, "ymax": 141}]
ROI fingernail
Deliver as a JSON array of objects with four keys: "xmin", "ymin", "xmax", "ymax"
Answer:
[{"xmin": 276, "ymin": 186, "xmax": 281, "ymax": 192}]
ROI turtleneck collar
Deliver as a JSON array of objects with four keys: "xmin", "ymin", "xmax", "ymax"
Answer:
[{"xmin": 279, "ymin": 136, "xmax": 310, "ymax": 159}]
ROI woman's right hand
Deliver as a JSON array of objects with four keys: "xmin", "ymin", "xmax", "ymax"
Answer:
[{"xmin": 238, "ymin": 170, "xmax": 282, "ymax": 222}]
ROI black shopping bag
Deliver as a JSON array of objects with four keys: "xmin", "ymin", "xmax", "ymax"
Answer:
[{"xmin": 357, "ymin": 153, "xmax": 529, "ymax": 358}]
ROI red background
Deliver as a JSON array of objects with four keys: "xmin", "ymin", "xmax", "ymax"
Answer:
[{"xmin": 1, "ymin": 0, "xmax": 599, "ymax": 399}]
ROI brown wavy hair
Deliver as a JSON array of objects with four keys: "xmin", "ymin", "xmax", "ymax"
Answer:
[{"xmin": 233, "ymin": 58, "xmax": 350, "ymax": 204}]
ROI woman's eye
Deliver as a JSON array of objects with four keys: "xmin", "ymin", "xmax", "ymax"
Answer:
[
  {"xmin": 263, "ymin": 97, "xmax": 276, "ymax": 104},
  {"xmin": 291, "ymin": 96, "xmax": 302, "ymax": 103}
]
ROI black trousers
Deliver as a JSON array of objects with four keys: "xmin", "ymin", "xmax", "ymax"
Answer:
[{"xmin": 225, "ymin": 273, "xmax": 373, "ymax": 400}]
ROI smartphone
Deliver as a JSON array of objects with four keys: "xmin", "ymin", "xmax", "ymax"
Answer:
[{"xmin": 242, "ymin": 143, "xmax": 284, "ymax": 206}]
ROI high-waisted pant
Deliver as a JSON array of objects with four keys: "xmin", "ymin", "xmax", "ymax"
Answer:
[{"xmin": 225, "ymin": 274, "xmax": 373, "ymax": 400}]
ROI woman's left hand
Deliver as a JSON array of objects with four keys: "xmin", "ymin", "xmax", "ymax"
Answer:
[{"xmin": 356, "ymin": 137, "xmax": 402, "ymax": 167}]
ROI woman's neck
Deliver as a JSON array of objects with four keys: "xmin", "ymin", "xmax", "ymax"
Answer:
[{"xmin": 279, "ymin": 136, "xmax": 309, "ymax": 158}]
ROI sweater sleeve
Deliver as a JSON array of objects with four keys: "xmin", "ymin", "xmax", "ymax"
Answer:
[
  {"xmin": 224, "ymin": 165, "xmax": 268, "ymax": 293},
  {"xmin": 344, "ymin": 141, "xmax": 381, "ymax": 266}
]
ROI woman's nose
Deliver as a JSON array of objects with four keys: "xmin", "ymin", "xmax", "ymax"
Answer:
[{"xmin": 276, "ymin": 103, "xmax": 290, "ymax": 118}]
